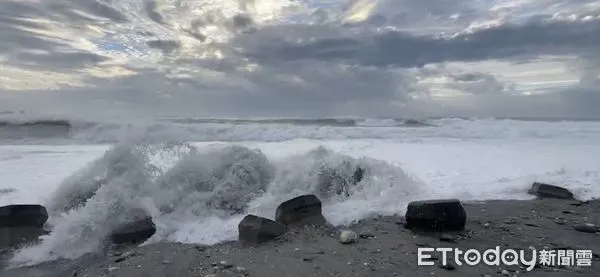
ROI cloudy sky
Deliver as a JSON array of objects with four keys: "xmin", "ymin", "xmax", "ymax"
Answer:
[{"xmin": 1, "ymin": 0, "xmax": 600, "ymax": 119}]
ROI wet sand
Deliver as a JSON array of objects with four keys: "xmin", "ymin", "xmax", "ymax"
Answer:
[{"xmin": 2, "ymin": 198, "xmax": 600, "ymax": 277}]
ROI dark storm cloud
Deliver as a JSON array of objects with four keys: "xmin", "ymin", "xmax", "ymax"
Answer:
[
  {"xmin": 144, "ymin": 0, "xmax": 166, "ymax": 25},
  {"xmin": 243, "ymin": 19, "xmax": 600, "ymax": 67}
]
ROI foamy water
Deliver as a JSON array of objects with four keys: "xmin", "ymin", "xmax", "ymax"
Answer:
[{"xmin": 1, "ymin": 119, "xmax": 600, "ymax": 266}]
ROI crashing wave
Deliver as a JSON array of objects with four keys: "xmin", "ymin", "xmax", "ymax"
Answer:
[{"xmin": 10, "ymin": 142, "xmax": 423, "ymax": 265}]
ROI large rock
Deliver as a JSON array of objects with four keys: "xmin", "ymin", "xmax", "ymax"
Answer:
[
  {"xmin": 405, "ymin": 199, "xmax": 467, "ymax": 232},
  {"xmin": 238, "ymin": 215, "xmax": 287, "ymax": 244},
  {"xmin": 528, "ymin": 182, "xmax": 574, "ymax": 199},
  {"xmin": 275, "ymin": 195, "xmax": 327, "ymax": 227},
  {"xmin": 0, "ymin": 227, "xmax": 45, "ymax": 248},
  {"xmin": 0, "ymin": 205, "xmax": 48, "ymax": 227},
  {"xmin": 110, "ymin": 217, "xmax": 156, "ymax": 244}
]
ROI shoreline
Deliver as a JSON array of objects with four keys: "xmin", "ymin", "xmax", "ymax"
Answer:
[{"xmin": 2, "ymin": 198, "xmax": 600, "ymax": 277}]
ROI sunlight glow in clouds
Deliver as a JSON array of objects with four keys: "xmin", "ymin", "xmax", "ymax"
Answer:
[{"xmin": 0, "ymin": 0, "xmax": 600, "ymax": 119}]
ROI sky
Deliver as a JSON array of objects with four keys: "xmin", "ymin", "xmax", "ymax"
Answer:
[{"xmin": 1, "ymin": 0, "xmax": 600, "ymax": 120}]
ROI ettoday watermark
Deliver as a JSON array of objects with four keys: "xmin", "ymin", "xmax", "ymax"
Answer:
[{"xmin": 418, "ymin": 247, "xmax": 593, "ymax": 271}]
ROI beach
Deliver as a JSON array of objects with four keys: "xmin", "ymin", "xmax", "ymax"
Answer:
[{"xmin": 3, "ymin": 197, "xmax": 599, "ymax": 277}]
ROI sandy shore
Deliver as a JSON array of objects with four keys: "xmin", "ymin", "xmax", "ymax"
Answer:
[{"xmin": 2, "ymin": 198, "xmax": 600, "ymax": 277}]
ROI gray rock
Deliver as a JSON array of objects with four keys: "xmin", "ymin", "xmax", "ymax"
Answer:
[
  {"xmin": 0, "ymin": 204, "xmax": 48, "ymax": 227},
  {"xmin": 339, "ymin": 230, "xmax": 358, "ymax": 244},
  {"xmin": 234, "ymin": 266, "xmax": 248, "ymax": 275},
  {"xmin": 573, "ymin": 223, "xmax": 599, "ymax": 233},
  {"xmin": 439, "ymin": 234, "xmax": 456, "ymax": 242},
  {"xmin": 275, "ymin": 195, "xmax": 327, "ymax": 227},
  {"xmin": 528, "ymin": 183, "xmax": 574, "ymax": 199},
  {"xmin": 0, "ymin": 226, "xmax": 45, "ymax": 248},
  {"xmin": 405, "ymin": 199, "xmax": 467, "ymax": 232},
  {"xmin": 110, "ymin": 217, "xmax": 156, "ymax": 244},
  {"xmin": 238, "ymin": 214, "xmax": 287, "ymax": 244}
]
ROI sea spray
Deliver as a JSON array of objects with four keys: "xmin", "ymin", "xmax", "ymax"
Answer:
[{"xmin": 10, "ymin": 142, "xmax": 425, "ymax": 266}]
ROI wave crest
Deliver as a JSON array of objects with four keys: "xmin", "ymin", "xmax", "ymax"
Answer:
[{"xmin": 10, "ymin": 141, "xmax": 424, "ymax": 266}]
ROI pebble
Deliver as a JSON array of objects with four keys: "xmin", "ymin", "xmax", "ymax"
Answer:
[
  {"xmin": 483, "ymin": 222, "xmax": 491, "ymax": 228},
  {"xmin": 219, "ymin": 260, "xmax": 233, "ymax": 269},
  {"xmin": 573, "ymin": 223, "xmax": 599, "ymax": 233},
  {"xmin": 501, "ymin": 269, "xmax": 510, "ymax": 276},
  {"xmin": 439, "ymin": 262, "xmax": 456, "ymax": 271},
  {"xmin": 439, "ymin": 234, "xmax": 456, "ymax": 242},
  {"xmin": 339, "ymin": 230, "xmax": 358, "ymax": 244},
  {"xmin": 234, "ymin": 266, "xmax": 248, "ymax": 275}
]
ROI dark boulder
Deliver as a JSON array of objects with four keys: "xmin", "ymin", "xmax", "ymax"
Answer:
[
  {"xmin": 238, "ymin": 214, "xmax": 287, "ymax": 244},
  {"xmin": 0, "ymin": 204, "xmax": 48, "ymax": 228},
  {"xmin": 405, "ymin": 199, "xmax": 467, "ymax": 232},
  {"xmin": 110, "ymin": 217, "xmax": 156, "ymax": 244},
  {"xmin": 528, "ymin": 182, "xmax": 574, "ymax": 199},
  {"xmin": 275, "ymin": 195, "xmax": 327, "ymax": 227},
  {"xmin": 0, "ymin": 227, "xmax": 46, "ymax": 249}
]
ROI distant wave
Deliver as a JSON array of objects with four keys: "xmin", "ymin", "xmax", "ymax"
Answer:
[
  {"xmin": 2, "ymin": 117, "xmax": 600, "ymax": 144},
  {"xmin": 162, "ymin": 117, "xmax": 434, "ymax": 127},
  {"xmin": 0, "ymin": 117, "xmax": 434, "ymax": 143}
]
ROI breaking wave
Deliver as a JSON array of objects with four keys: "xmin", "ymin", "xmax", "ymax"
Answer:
[
  {"xmin": 10, "ymin": 141, "xmax": 426, "ymax": 266},
  {"xmin": 3, "ymin": 117, "xmax": 600, "ymax": 144}
]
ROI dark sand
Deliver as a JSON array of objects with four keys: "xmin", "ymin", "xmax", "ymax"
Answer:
[{"xmin": 2, "ymin": 198, "xmax": 600, "ymax": 277}]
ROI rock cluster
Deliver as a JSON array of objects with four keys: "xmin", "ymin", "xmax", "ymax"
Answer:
[{"xmin": 238, "ymin": 194, "xmax": 327, "ymax": 244}]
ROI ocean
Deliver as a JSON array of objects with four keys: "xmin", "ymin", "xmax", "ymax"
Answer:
[{"xmin": 1, "ymin": 117, "xmax": 599, "ymax": 266}]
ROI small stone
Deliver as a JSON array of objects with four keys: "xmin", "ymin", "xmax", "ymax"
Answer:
[
  {"xmin": 359, "ymin": 233, "xmax": 375, "ymax": 239},
  {"xmin": 219, "ymin": 260, "xmax": 233, "ymax": 269},
  {"xmin": 234, "ymin": 266, "xmax": 248, "ymax": 275},
  {"xmin": 501, "ymin": 269, "xmax": 510, "ymax": 276},
  {"xmin": 439, "ymin": 234, "xmax": 456, "ymax": 242},
  {"xmin": 573, "ymin": 223, "xmax": 599, "ymax": 233},
  {"xmin": 555, "ymin": 218, "xmax": 566, "ymax": 225},
  {"xmin": 439, "ymin": 262, "xmax": 456, "ymax": 271},
  {"xmin": 339, "ymin": 230, "xmax": 358, "ymax": 244},
  {"xmin": 162, "ymin": 260, "xmax": 171, "ymax": 264},
  {"xmin": 136, "ymin": 265, "xmax": 142, "ymax": 269}
]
